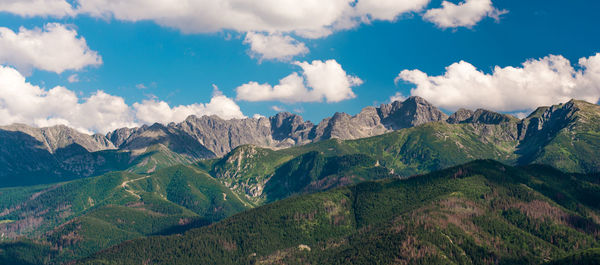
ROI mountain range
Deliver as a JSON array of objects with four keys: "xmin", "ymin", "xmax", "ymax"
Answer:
[
  {"xmin": 1, "ymin": 96, "xmax": 599, "ymax": 188},
  {"xmin": 0, "ymin": 97, "xmax": 599, "ymax": 264}
]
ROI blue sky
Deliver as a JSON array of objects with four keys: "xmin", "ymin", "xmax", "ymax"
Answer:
[{"xmin": 0, "ymin": 0, "xmax": 599, "ymax": 133}]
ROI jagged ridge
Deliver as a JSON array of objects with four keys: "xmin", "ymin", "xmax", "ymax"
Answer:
[{"xmin": 0, "ymin": 97, "xmax": 598, "ymax": 187}]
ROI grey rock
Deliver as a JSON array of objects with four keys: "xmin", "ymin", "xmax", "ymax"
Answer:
[
  {"xmin": 0, "ymin": 124, "xmax": 121, "ymax": 185},
  {"xmin": 447, "ymin": 108, "xmax": 516, "ymax": 125},
  {"xmin": 106, "ymin": 127, "xmax": 139, "ymax": 148},
  {"xmin": 118, "ymin": 122, "xmax": 215, "ymax": 159},
  {"xmin": 108, "ymin": 96, "xmax": 448, "ymax": 157},
  {"xmin": 447, "ymin": 109, "xmax": 474, "ymax": 124},
  {"xmin": 468, "ymin": 109, "xmax": 517, "ymax": 124},
  {"xmin": 0, "ymin": 124, "xmax": 115, "ymax": 153},
  {"xmin": 378, "ymin": 96, "xmax": 448, "ymax": 130}
]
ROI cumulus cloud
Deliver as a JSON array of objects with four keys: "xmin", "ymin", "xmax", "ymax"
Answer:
[
  {"xmin": 1, "ymin": 1, "xmax": 502, "ymax": 63},
  {"xmin": 355, "ymin": 0, "xmax": 430, "ymax": 21},
  {"xmin": 244, "ymin": 32, "xmax": 308, "ymax": 61},
  {"xmin": 3, "ymin": 0, "xmax": 434, "ymax": 38},
  {"xmin": 0, "ymin": 0, "xmax": 75, "ymax": 18},
  {"xmin": 236, "ymin": 59, "xmax": 362, "ymax": 103},
  {"xmin": 133, "ymin": 88, "xmax": 245, "ymax": 125},
  {"xmin": 0, "ymin": 65, "xmax": 135, "ymax": 133},
  {"xmin": 423, "ymin": 0, "xmax": 507, "ymax": 28},
  {"xmin": 75, "ymin": 0, "xmax": 354, "ymax": 36},
  {"xmin": 0, "ymin": 23, "xmax": 102, "ymax": 74},
  {"xmin": 389, "ymin": 92, "xmax": 407, "ymax": 103},
  {"xmin": 0, "ymin": 66, "xmax": 245, "ymax": 133},
  {"xmin": 395, "ymin": 53, "xmax": 600, "ymax": 112}
]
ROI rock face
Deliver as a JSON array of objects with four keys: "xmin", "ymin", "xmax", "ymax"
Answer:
[
  {"xmin": 1, "ymin": 124, "xmax": 115, "ymax": 153},
  {"xmin": 448, "ymin": 109, "xmax": 517, "ymax": 125},
  {"xmin": 518, "ymin": 101, "xmax": 580, "ymax": 140},
  {"xmin": 0, "ymin": 124, "xmax": 122, "ymax": 186},
  {"xmin": 447, "ymin": 109, "xmax": 475, "ymax": 124},
  {"xmin": 378, "ymin": 96, "xmax": 449, "ymax": 129},
  {"xmin": 515, "ymin": 99, "xmax": 600, "ymax": 172},
  {"xmin": 106, "ymin": 96, "xmax": 449, "ymax": 157},
  {"xmin": 310, "ymin": 96, "xmax": 449, "ymax": 141},
  {"xmin": 115, "ymin": 113, "xmax": 315, "ymax": 157},
  {"xmin": 468, "ymin": 109, "xmax": 517, "ymax": 124}
]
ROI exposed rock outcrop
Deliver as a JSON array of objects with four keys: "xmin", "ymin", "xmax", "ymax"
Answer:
[
  {"xmin": 109, "ymin": 96, "xmax": 448, "ymax": 157},
  {"xmin": 447, "ymin": 108, "xmax": 516, "ymax": 125},
  {"xmin": 447, "ymin": 109, "xmax": 475, "ymax": 124}
]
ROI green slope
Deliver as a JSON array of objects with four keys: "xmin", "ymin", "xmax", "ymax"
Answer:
[
  {"xmin": 525, "ymin": 100, "xmax": 600, "ymax": 173},
  {"xmin": 208, "ymin": 100, "xmax": 600, "ymax": 204},
  {"xmin": 0, "ymin": 240, "xmax": 57, "ymax": 265},
  {"xmin": 210, "ymin": 121, "xmax": 521, "ymax": 204},
  {"xmin": 80, "ymin": 160, "xmax": 600, "ymax": 265},
  {"xmin": 0, "ymin": 164, "xmax": 251, "ymax": 262},
  {"xmin": 546, "ymin": 248, "xmax": 600, "ymax": 265}
]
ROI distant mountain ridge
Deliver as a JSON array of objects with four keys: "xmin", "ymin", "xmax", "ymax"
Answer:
[
  {"xmin": 1, "ymin": 96, "xmax": 599, "ymax": 187},
  {"xmin": 107, "ymin": 96, "xmax": 449, "ymax": 157}
]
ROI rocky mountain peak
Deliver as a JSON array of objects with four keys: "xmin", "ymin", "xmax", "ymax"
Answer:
[
  {"xmin": 447, "ymin": 108, "xmax": 517, "ymax": 125},
  {"xmin": 269, "ymin": 112, "xmax": 307, "ymax": 129},
  {"xmin": 106, "ymin": 127, "xmax": 138, "ymax": 148},
  {"xmin": 447, "ymin": 108, "xmax": 475, "ymax": 124},
  {"xmin": 1, "ymin": 123, "xmax": 115, "ymax": 153},
  {"xmin": 270, "ymin": 112, "xmax": 313, "ymax": 142},
  {"xmin": 468, "ymin": 109, "xmax": 517, "ymax": 124},
  {"xmin": 379, "ymin": 96, "xmax": 448, "ymax": 130},
  {"xmin": 404, "ymin": 95, "xmax": 428, "ymax": 104}
]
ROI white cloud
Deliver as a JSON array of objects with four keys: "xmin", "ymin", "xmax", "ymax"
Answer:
[
  {"xmin": 236, "ymin": 59, "xmax": 362, "ymax": 103},
  {"xmin": 236, "ymin": 73, "xmax": 308, "ymax": 102},
  {"xmin": 395, "ymin": 53, "xmax": 600, "ymax": 112},
  {"xmin": 389, "ymin": 92, "xmax": 406, "ymax": 103},
  {"xmin": 0, "ymin": 65, "xmax": 135, "ymax": 133},
  {"xmin": 0, "ymin": 66, "xmax": 246, "ymax": 133},
  {"xmin": 67, "ymin": 74, "xmax": 79, "ymax": 83},
  {"xmin": 133, "ymin": 89, "xmax": 246, "ymax": 125},
  {"xmin": 4, "ymin": 0, "xmax": 432, "ymax": 38},
  {"xmin": 423, "ymin": 0, "xmax": 507, "ymax": 28},
  {"xmin": 0, "ymin": 23, "xmax": 102, "ymax": 74},
  {"xmin": 0, "ymin": 0, "xmax": 75, "ymax": 18},
  {"xmin": 244, "ymin": 32, "xmax": 308, "ymax": 61},
  {"xmin": 355, "ymin": 0, "xmax": 430, "ymax": 21},
  {"xmin": 75, "ymin": 0, "xmax": 355, "ymax": 36},
  {"xmin": 1, "ymin": 1, "xmax": 505, "ymax": 64},
  {"xmin": 297, "ymin": 60, "xmax": 363, "ymax": 102},
  {"xmin": 271, "ymin": 106, "xmax": 285, "ymax": 112}
]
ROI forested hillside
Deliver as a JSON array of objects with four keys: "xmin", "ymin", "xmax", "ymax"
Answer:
[{"xmin": 79, "ymin": 160, "xmax": 600, "ymax": 265}]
